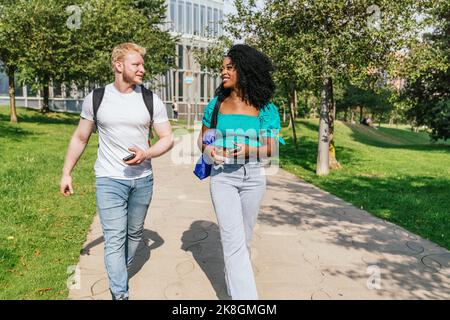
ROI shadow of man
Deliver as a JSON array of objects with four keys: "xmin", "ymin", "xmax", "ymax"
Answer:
[
  {"xmin": 181, "ymin": 220, "xmax": 231, "ymax": 300},
  {"xmin": 128, "ymin": 229, "xmax": 164, "ymax": 279},
  {"xmin": 80, "ymin": 229, "xmax": 164, "ymax": 280}
]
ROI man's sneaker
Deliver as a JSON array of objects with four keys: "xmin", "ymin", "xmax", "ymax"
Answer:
[{"xmin": 110, "ymin": 289, "xmax": 129, "ymax": 300}]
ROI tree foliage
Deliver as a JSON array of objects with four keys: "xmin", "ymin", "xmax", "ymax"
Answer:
[
  {"xmin": 400, "ymin": 0, "xmax": 449, "ymax": 140},
  {"xmin": 0, "ymin": 0, "xmax": 176, "ymax": 113}
]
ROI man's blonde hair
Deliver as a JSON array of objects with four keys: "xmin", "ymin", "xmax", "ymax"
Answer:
[{"xmin": 111, "ymin": 43, "xmax": 147, "ymax": 71}]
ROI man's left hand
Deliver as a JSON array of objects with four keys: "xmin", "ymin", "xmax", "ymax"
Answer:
[{"xmin": 125, "ymin": 146, "xmax": 149, "ymax": 165}]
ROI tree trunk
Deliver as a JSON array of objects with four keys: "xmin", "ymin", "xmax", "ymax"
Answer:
[
  {"xmin": 293, "ymin": 89, "xmax": 298, "ymax": 118},
  {"xmin": 41, "ymin": 81, "xmax": 50, "ymax": 113},
  {"xmin": 316, "ymin": 77, "xmax": 332, "ymax": 176},
  {"xmin": 8, "ymin": 68, "xmax": 18, "ymax": 123},
  {"xmin": 289, "ymin": 89, "xmax": 298, "ymax": 146},
  {"xmin": 328, "ymin": 80, "xmax": 342, "ymax": 170}
]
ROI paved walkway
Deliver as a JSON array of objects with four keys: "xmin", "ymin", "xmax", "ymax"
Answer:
[{"xmin": 69, "ymin": 133, "xmax": 450, "ymax": 300}]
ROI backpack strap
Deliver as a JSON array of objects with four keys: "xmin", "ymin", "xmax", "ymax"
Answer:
[
  {"xmin": 141, "ymin": 85, "xmax": 154, "ymax": 124},
  {"xmin": 92, "ymin": 87, "xmax": 105, "ymax": 132},
  {"xmin": 210, "ymin": 98, "xmax": 221, "ymax": 129},
  {"xmin": 92, "ymin": 85, "xmax": 154, "ymax": 136},
  {"xmin": 141, "ymin": 85, "xmax": 154, "ymax": 139}
]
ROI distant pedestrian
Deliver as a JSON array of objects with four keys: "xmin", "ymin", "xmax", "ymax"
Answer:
[{"xmin": 172, "ymin": 98, "xmax": 179, "ymax": 121}]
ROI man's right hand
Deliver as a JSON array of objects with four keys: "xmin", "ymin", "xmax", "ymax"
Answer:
[{"xmin": 60, "ymin": 175, "xmax": 74, "ymax": 197}]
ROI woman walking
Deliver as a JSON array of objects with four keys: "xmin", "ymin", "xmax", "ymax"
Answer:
[{"xmin": 197, "ymin": 44, "xmax": 284, "ymax": 300}]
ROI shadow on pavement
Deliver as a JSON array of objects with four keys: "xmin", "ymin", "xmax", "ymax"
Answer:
[
  {"xmin": 80, "ymin": 229, "xmax": 164, "ymax": 280},
  {"xmin": 181, "ymin": 220, "xmax": 231, "ymax": 300}
]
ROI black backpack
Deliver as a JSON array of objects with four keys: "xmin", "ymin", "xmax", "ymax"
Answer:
[{"xmin": 92, "ymin": 84, "xmax": 154, "ymax": 136}]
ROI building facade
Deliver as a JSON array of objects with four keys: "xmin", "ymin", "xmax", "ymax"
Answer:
[
  {"xmin": 153, "ymin": 0, "xmax": 224, "ymax": 122},
  {"xmin": 0, "ymin": 0, "xmax": 224, "ymax": 120}
]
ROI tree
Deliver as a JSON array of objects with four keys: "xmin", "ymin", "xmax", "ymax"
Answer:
[
  {"xmin": 400, "ymin": 0, "xmax": 450, "ymax": 141},
  {"xmin": 0, "ymin": 0, "xmax": 31, "ymax": 122},
  {"xmin": 14, "ymin": 0, "xmax": 75, "ymax": 113},
  {"xmin": 225, "ymin": 0, "xmax": 427, "ymax": 175},
  {"xmin": 63, "ymin": 0, "xmax": 176, "ymax": 86}
]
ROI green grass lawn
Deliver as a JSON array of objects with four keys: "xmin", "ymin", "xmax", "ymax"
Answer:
[
  {"xmin": 0, "ymin": 106, "xmax": 98, "ymax": 299},
  {"xmin": 280, "ymin": 119, "xmax": 450, "ymax": 249}
]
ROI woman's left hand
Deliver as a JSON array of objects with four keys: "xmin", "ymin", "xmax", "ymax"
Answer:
[{"xmin": 228, "ymin": 143, "xmax": 248, "ymax": 158}]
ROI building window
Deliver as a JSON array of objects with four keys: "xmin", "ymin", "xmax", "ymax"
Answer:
[
  {"xmin": 27, "ymin": 84, "xmax": 38, "ymax": 97},
  {"xmin": 170, "ymin": 0, "xmax": 176, "ymax": 31},
  {"xmin": 200, "ymin": 73, "xmax": 205, "ymax": 101},
  {"xmin": 214, "ymin": 8, "xmax": 218, "ymax": 37},
  {"xmin": 213, "ymin": 76, "xmax": 217, "ymax": 93},
  {"xmin": 0, "ymin": 73, "xmax": 8, "ymax": 95},
  {"xmin": 53, "ymin": 82, "xmax": 62, "ymax": 98},
  {"xmin": 165, "ymin": 71, "xmax": 170, "ymax": 101},
  {"xmin": 172, "ymin": 71, "xmax": 177, "ymax": 98},
  {"xmin": 178, "ymin": 1, "xmax": 184, "ymax": 33},
  {"xmin": 206, "ymin": 74, "xmax": 211, "ymax": 99},
  {"xmin": 193, "ymin": 4, "xmax": 199, "ymax": 36},
  {"xmin": 219, "ymin": 10, "xmax": 223, "ymax": 36},
  {"xmin": 186, "ymin": 2, "xmax": 192, "ymax": 35},
  {"xmin": 200, "ymin": 5, "xmax": 206, "ymax": 37},
  {"xmin": 207, "ymin": 7, "xmax": 213, "ymax": 37},
  {"xmin": 178, "ymin": 71, "xmax": 184, "ymax": 100},
  {"xmin": 178, "ymin": 45, "xmax": 184, "ymax": 69}
]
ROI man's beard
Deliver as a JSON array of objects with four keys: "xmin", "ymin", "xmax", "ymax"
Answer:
[{"xmin": 123, "ymin": 69, "xmax": 143, "ymax": 85}]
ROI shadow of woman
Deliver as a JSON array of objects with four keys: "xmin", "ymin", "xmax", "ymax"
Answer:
[
  {"xmin": 128, "ymin": 229, "xmax": 164, "ymax": 279},
  {"xmin": 181, "ymin": 220, "xmax": 231, "ymax": 300}
]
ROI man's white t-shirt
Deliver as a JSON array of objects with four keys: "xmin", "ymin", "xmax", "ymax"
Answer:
[{"xmin": 81, "ymin": 83, "xmax": 169, "ymax": 180}]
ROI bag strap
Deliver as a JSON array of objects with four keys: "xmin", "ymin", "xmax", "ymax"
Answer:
[
  {"xmin": 210, "ymin": 98, "xmax": 221, "ymax": 129},
  {"xmin": 141, "ymin": 84, "xmax": 154, "ymax": 125},
  {"xmin": 92, "ymin": 87, "xmax": 105, "ymax": 132},
  {"xmin": 141, "ymin": 85, "xmax": 154, "ymax": 140}
]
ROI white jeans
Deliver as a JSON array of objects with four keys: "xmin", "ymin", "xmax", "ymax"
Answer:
[{"xmin": 210, "ymin": 162, "xmax": 266, "ymax": 300}]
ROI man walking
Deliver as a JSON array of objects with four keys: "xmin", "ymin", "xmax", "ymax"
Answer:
[{"xmin": 60, "ymin": 43, "xmax": 173, "ymax": 300}]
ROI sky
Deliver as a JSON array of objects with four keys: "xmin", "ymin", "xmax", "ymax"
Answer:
[
  {"xmin": 223, "ymin": 0, "xmax": 265, "ymax": 15},
  {"xmin": 223, "ymin": 0, "xmax": 236, "ymax": 15}
]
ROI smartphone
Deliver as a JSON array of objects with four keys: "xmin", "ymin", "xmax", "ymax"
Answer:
[
  {"xmin": 227, "ymin": 146, "xmax": 242, "ymax": 155},
  {"xmin": 123, "ymin": 153, "xmax": 136, "ymax": 161}
]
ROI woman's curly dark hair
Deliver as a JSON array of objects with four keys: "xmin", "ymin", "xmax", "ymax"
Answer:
[{"xmin": 215, "ymin": 44, "xmax": 275, "ymax": 110}]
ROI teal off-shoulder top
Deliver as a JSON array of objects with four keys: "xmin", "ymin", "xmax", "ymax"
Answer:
[{"xmin": 202, "ymin": 97, "xmax": 286, "ymax": 149}]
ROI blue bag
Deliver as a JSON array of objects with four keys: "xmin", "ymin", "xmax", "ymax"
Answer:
[
  {"xmin": 193, "ymin": 129, "xmax": 217, "ymax": 180},
  {"xmin": 193, "ymin": 99, "xmax": 221, "ymax": 180}
]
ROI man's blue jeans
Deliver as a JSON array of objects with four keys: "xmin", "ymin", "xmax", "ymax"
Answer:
[{"xmin": 95, "ymin": 175, "xmax": 153, "ymax": 299}]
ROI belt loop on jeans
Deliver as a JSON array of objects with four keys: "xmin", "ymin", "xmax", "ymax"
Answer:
[{"xmin": 243, "ymin": 163, "xmax": 248, "ymax": 180}]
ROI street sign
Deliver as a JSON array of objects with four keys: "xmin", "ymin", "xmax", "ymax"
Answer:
[{"xmin": 185, "ymin": 76, "xmax": 194, "ymax": 84}]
